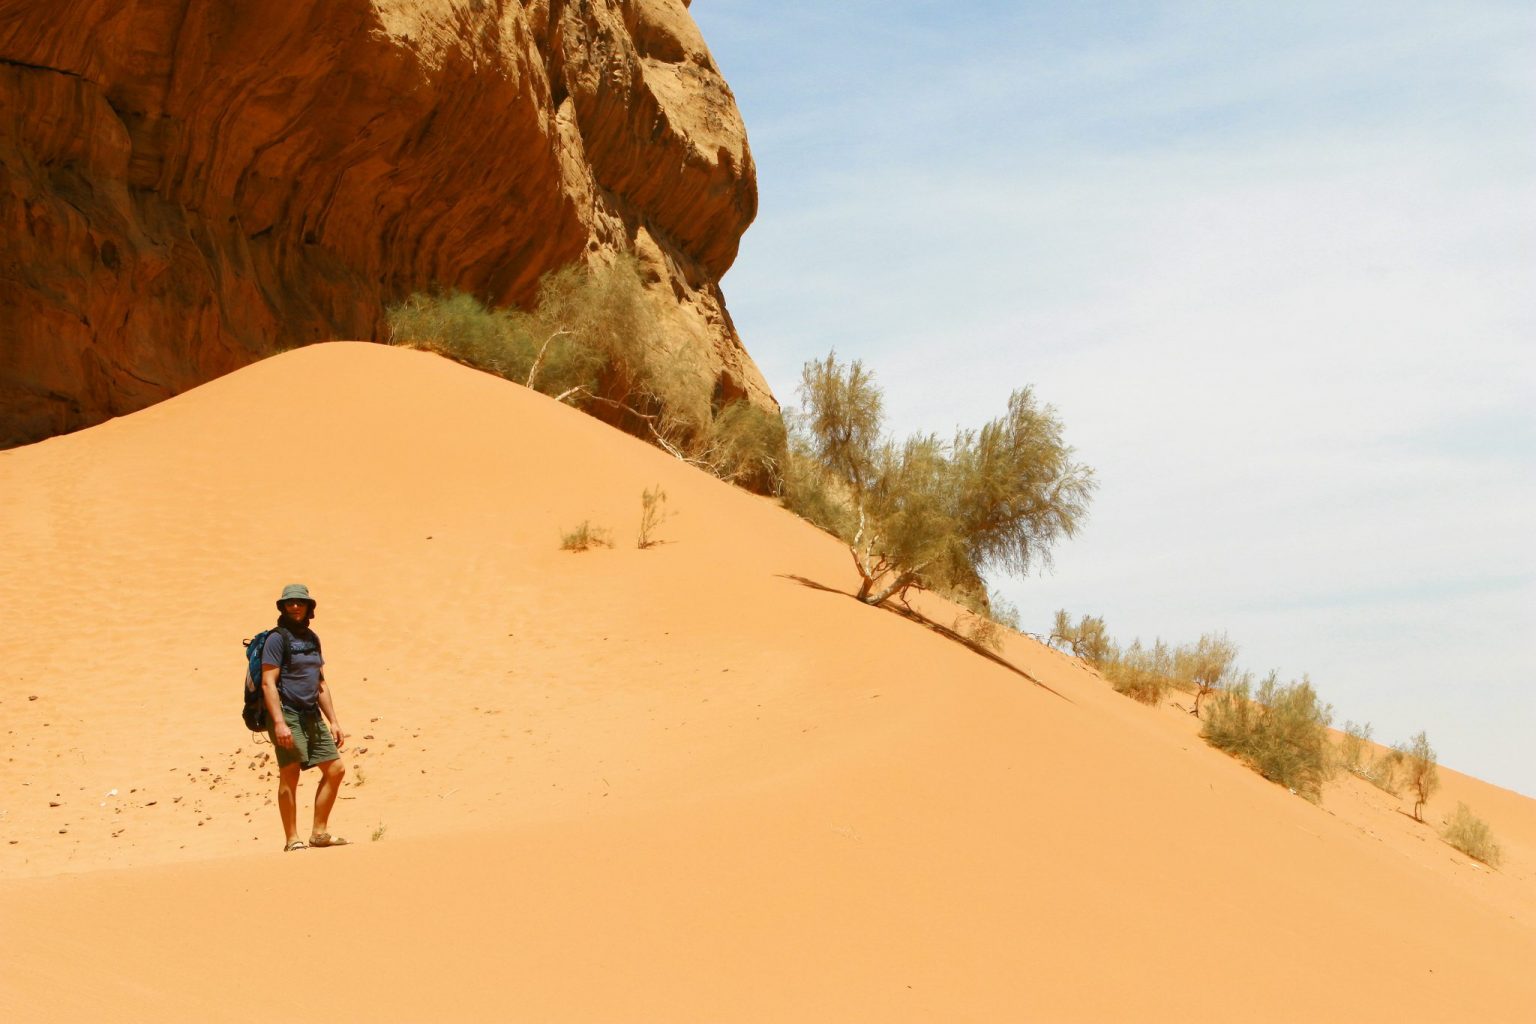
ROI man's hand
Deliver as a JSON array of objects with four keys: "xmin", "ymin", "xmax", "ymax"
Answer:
[
  {"xmin": 331, "ymin": 724, "xmax": 346, "ymax": 750},
  {"xmin": 273, "ymin": 723, "xmax": 295, "ymax": 749}
]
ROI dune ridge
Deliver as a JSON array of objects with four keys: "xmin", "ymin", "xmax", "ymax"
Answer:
[{"xmin": 2, "ymin": 342, "xmax": 1532, "ymax": 1022}]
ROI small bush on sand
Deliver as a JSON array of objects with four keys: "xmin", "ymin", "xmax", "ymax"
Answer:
[
  {"xmin": 560, "ymin": 521, "xmax": 612, "ymax": 552},
  {"xmin": 1048, "ymin": 610, "xmax": 1115, "ymax": 667},
  {"xmin": 944, "ymin": 584, "xmax": 1022, "ymax": 654},
  {"xmin": 1362, "ymin": 746, "xmax": 1403, "ymax": 795},
  {"xmin": 1175, "ymin": 632, "xmax": 1239, "ymax": 718},
  {"xmin": 371, "ymin": 823, "xmax": 388, "ymax": 843},
  {"xmin": 1202, "ymin": 671, "xmax": 1334, "ymax": 800},
  {"xmin": 1440, "ymin": 803, "xmax": 1502, "ymax": 867},
  {"xmin": 697, "ymin": 400, "xmax": 788, "ymax": 492},
  {"xmin": 1104, "ymin": 638, "xmax": 1175, "ymax": 705},
  {"xmin": 1339, "ymin": 720, "xmax": 1373, "ymax": 773},
  {"xmin": 1399, "ymin": 730, "xmax": 1439, "ymax": 822},
  {"xmin": 387, "ymin": 258, "xmax": 787, "ymax": 494},
  {"xmin": 637, "ymin": 486, "xmax": 671, "ymax": 549},
  {"xmin": 385, "ymin": 290, "xmax": 528, "ymax": 376},
  {"xmin": 958, "ymin": 612, "xmax": 1005, "ymax": 652}
]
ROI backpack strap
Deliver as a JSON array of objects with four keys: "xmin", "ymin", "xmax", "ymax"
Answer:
[
  {"xmin": 269, "ymin": 626, "xmax": 322, "ymax": 698},
  {"xmin": 269, "ymin": 627, "xmax": 294, "ymax": 709},
  {"xmin": 273, "ymin": 626, "xmax": 293, "ymax": 667},
  {"xmin": 272, "ymin": 625, "xmax": 319, "ymax": 661}
]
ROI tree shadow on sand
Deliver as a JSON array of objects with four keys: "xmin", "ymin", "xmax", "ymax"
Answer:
[{"xmin": 778, "ymin": 574, "xmax": 1072, "ymax": 702}]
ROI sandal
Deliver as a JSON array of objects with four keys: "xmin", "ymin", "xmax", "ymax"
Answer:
[
  {"xmin": 309, "ymin": 832, "xmax": 349, "ymax": 848},
  {"xmin": 284, "ymin": 840, "xmax": 308, "ymax": 852}
]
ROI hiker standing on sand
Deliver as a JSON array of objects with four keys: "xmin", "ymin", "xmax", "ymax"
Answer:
[{"xmin": 261, "ymin": 584, "xmax": 349, "ymax": 852}]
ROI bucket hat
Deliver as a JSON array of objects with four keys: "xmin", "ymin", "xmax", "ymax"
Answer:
[{"xmin": 276, "ymin": 583, "xmax": 316, "ymax": 614}]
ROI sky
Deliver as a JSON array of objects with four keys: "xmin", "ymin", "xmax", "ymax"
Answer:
[{"xmin": 690, "ymin": 1, "xmax": 1536, "ymax": 796}]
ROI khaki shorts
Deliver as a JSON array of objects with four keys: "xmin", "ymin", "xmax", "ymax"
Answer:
[{"xmin": 269, "ymin": 706, "xmax": 340, "ymax": 770}]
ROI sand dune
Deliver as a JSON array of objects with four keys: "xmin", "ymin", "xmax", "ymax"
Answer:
[{"xmin": 2, "ymin": 342, "xmax": 1532, "ymax": 1022}]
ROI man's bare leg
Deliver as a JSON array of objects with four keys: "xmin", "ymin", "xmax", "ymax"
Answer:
[
  {"xmin": 277, "ymin": 762, "xmax": 301, "ymax": 846},
  {"xmin": 311, "ymin": 758, "xmax": 346, "ymax": 839}
]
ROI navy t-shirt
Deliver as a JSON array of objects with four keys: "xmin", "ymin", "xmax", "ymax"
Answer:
[{"xmin": 262, "ymin": 626, "xmax": 324, "ymax": 712}]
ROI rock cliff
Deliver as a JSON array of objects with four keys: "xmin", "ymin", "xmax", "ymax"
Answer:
[{"xmin": 0, "ymin": 0, "xmax": 770, "ymax": 447}]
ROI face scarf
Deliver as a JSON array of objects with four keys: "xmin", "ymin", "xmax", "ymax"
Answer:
[{"xmin": 276, "ymin": 610, "xmax": 314, "ymax": 635}]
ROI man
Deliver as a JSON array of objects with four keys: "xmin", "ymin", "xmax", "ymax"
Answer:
[{"xmin": 261, "ymin": 583, "xmax": 348, "ymax": 851}]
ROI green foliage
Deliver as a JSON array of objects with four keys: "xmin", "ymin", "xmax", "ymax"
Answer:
[
  {"xmin": 949, "ymin": 389, "xmax": 1096, "ymax": 579},
  {"xmin": 637, "ymin": 485, "xmax": 670, "ymax": 549},
  {"xmin": 1202, "ymin": 671, "xmax": 1334, "ymax": 800},
  {"xmin": 798, "ymin": 352, "xmax": 883, "ymax": 496},
  {"xmin": 780, "ymin": 448, "xmax": 854, "ymax": 538},
  {"xmin": 988, "ymin": 593, "xmax": 1023, "ymax": 634},
  {"xmin": 560, "ymin": 521, "xmax": 612, "ymax": 552},
  {"xmin": 1339, "ymin": 720, "xmax": 1373, "ymax": 773},
  {"xmin": 1175, "ymin": 632, "xmax": 1240, "ymax": 717},
  {"xmin": 386, "ymin": 258, "xmax": 651, "ymax": 406},
  {"xmin": 1049, "ymin": 609, "xmax": 1115, "ymax": 666},
  {"xmin": 698, "ymin": 400, "xmax": 788, "ymax": 492},
  {"xmin": 792, "ymin": 352, "xmax": 1094, "ymax": 606},
  {"xmin": 527, "ymin": 257, "xmax": 651, "ymax": 400},
  {"xmin": 1399, "ymin": 730, "xmax": 1440, "ymax": 822},
  {"xmin": 385, "ymin": 290, "xmax": 529, "ymax": 376},
  {"xmin": 1362, "ymin": 746, "xmax": 1404, "ymax": 795},
  {"xmin": 1104, "ymin": 638, "xmax": 1175, "ymax": 705},
  {"xmin": 944, "ymin": 584, "xmax": 1023, "ymax": 654},
  {"xmin": 1440, "ymin": 803, "xmax": 1502, "ymax": 867},
  {"xmin": 387, "ymin": 258, "xmax": 785, "ymax": 493}
]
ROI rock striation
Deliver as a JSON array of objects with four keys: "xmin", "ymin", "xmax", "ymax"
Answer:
[{"xmin": 0, "ymin": 0, "xmax": 770, "ymax": 447}]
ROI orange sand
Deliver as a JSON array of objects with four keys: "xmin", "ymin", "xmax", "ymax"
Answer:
[{"xmin": 2, "ymin": 343, "xmax": 1532, "ymax": 1021}]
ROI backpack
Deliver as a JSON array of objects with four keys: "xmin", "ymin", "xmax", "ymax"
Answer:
[{"xmin": 242, "ymin": 627, "xmax": 289, "ymax": 731}]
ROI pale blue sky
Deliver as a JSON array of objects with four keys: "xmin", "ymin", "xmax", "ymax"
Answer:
[{"xmin": 692, "ymin": 1, "xmax": 1536, "ymax": 795}]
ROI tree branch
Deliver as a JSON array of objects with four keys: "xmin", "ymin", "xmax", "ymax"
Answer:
[{"xmin": 525, "ymin": 328, "xmax": 570, "ymax": 390}]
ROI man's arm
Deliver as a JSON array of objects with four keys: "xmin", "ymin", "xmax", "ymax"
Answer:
[
  {"xmin": 261, "ymin": 665, "xmax": 293, "ymax": 748},
  {"xmin": 316, "ymin": 676, "xmax": 346, "ymax": 750}
]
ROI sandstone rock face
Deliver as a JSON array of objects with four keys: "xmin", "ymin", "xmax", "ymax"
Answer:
[{"xmin": 0, "ymin": 0, "xmax": 771, "ymax": 447}]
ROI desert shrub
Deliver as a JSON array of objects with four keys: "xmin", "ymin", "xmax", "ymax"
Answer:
[
  {"xmin": 1440, "ymin": 803, "xmax": 1502, "ymax": 867},
  {"xmin": 1202, "ymin": 671, "xmax": 1334, "ymax": 800},
  {"xmin": 1362, "ymin": 747, "xmax": 1403, "ymax": 795},
  {"xmin": 1175, "ymin": 632, "xmax": 1239, "ymax": 717},
  {"xmin": 524, "ymin": 255, "xmax": 655, "ymax": 405},
  {"xmin": 385, "ymin": 290, "xmax": 530, "ymax": 375},
  {"xmin": 1339, "ymin": 720, "xmax": 1373, "ymax": 773},
  {"xmin": 696, "ymin": 400, "xmax": 788, "ymax": 492},
  {"xmin": 949, "ymin": 605, "xmax": 1006, "ymax": 653},
  {"xmin": 942, "ymin": 583, "xmax": 1022, "ymax": 653},
  {"xmin": 637, "ymin": 486, "xmax": 670, "ymax": 549},
  {"xmin": 988, "ymin": 593, "xmax": 1023, "ymax": 633},
  {"xmin": 1104, "ymin": 638, "xmax": 1175, "ymax": 704},
  {"xmin": 560, "ymin": 521, "xmax": 612, "ymax": 552},
  {"xmin": 780, "ymin": 444, "xmax": 854, "ymax": 537},
  {"xmin": 388, "ymin": 258, "xmax": 789, "ymax": 493},
  {"xmin": 385, "ymin": 263, "xmax": 640, "ymax": 401},
  {"xmin": 794, "ymin": 352, "xmax": 1094, "ymax": 606},
  {"xmin": 1048, "ymin": 610, "xmax": 1115, "ymax": 667},
  {"xmin": 1399, "ymin": 730, "xmax": 1439, "ymax": 822}
]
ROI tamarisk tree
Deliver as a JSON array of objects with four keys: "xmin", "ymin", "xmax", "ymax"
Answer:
[
  {"xmin": 796, "ymin": 353, "xmax": 1095, "ymax": 606},
  {"xmin": 1175, "ymin": 632, "xmax": 1240, "ymax": 717}
]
